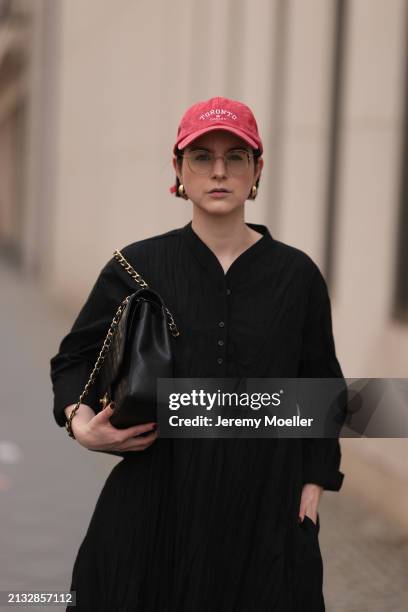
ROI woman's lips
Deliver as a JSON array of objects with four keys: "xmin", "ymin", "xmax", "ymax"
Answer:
[{"xmin": 208, "ymin": 191, "xmax": 230, "ymax": 198}]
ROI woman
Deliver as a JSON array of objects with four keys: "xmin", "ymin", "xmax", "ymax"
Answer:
[{"xmin": 50, "ymin": 96, "xmax": 345, "ymax": 611}]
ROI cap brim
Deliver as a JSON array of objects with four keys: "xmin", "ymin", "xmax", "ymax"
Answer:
[{"xmin": 175, "ymin": 125, "xmax": 261, "ymax": 153}]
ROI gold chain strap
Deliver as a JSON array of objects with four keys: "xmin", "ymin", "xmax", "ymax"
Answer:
[
  {"xmin": 112, "ymin": 250, "xmax": 180, "ymax": 338},
  {"xmin": 65, "ymin": 250, "xmax": 180, "ymax": 439}
]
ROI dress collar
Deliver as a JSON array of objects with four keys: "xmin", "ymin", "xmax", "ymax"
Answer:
[{"xmin": 180, "ymin": 220, "xmax": 275, "ymax": 288}]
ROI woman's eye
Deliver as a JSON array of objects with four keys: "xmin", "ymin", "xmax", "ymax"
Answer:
[
  {"xmin": 194, "ymin": 153, "xmax": 211, "ymax": 161},
  {"xmin": 228, "ymin": 152, "xmax": 245, "ymax": 161}
]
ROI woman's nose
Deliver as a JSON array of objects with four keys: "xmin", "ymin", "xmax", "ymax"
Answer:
[{"xmin": 211, "ymin": 156, "xmax": 228, "ymax": 177}]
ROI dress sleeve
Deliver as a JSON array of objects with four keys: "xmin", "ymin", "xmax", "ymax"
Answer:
[
  {"xmin": 49, "ymin": 256, "xmax": 133, "ymax": 428},
  {"xmin": 298, "ymin": 264, "xmax": 345, "ymax": 492}
]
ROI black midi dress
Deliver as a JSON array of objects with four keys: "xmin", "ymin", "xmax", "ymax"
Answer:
[{"xmin": 50, "ymin": 221, "xmax": 345, "ymax": 612}]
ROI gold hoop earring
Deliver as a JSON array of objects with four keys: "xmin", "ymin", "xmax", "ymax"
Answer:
[
  {"xmin": 250, "ymin": 185, "xmax": 257, "ymax": 199},
  {"xmin": 178, "ymin": 184, "xmax": 188, "ymax": 199}
]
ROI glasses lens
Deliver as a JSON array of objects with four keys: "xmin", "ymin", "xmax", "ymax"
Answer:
[
  {"xmin": 225, "ymin": 150, "xmax": 249, "ymax": 175},
  {"xmin": 189, "ymin": 150, "xmax": 213, "ymax": 174}
]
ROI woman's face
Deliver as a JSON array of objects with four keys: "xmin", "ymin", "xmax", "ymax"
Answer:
[{"xmin": 172, "ymin": 129, "xmax": 263, "ymax": 216}]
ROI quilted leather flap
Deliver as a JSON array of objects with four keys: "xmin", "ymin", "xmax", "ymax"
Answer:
[{"xmin": 98, "ymin": 287, "xmax": 168, "ymax": 390}]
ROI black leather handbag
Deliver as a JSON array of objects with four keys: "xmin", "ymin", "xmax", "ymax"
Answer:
[{"xmin": 65, "ymin": 249, "xmax": 180, "ymax": 439}]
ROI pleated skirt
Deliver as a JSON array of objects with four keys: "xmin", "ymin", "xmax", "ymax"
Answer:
[{"xmin": 68, "ymin": 438, "xmax": 325, "ymax": 611}]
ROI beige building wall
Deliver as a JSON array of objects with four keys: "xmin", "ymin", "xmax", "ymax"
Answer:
[
  {"xmin": 335, "ymin": 0, "xmax": 408, "ymax": 527},
  {"xmin": 335, "ymin": 0, "xmax": 408, "ymax": 376},
  {"xmin": 278, "ymin": 0, "xmax": 336, "ymax": 265},
  {"xmin": 50, "ymin": 0, "xmax": 180, "ymax": 306}
]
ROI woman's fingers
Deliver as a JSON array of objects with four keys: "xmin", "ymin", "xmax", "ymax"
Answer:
[
  {"xmin": 97, "ymin": 403, "xmax": 156, "ymax": 436},
  {"xmin": 93, "ymin": 403, "xmax": 115, "ymax": 421},
  {"xmin": 116, "ymin": 430, "xmax": 158, "ymax": 451},
  {"xmin": 125, "ymin": 422, "xmax": 157, "ymax": 437},
  {"xmin": 85, "ymin": 401, "xmax": 158, "ymax": 452},
  {"xmin": 110, "ymin": 417, "xmax": 158, "ymax": 451},
  {"xmin": 298, "ymin": 504, "xmax": 318, "ymax": 524},
  {"xmin": 113, "ymin": 422, "xmax": 157, "ymax": 445},
  {"xmin": 298, "ymin": 483, "xmax": 323, "ymax": 522},
  {"xmin": 305, "ymin": 512, "xmax": 318, "ymax": 525}
]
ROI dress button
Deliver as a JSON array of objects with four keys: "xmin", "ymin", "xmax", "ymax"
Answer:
[
  {"xmin": 217, "ymin": 339, "xmax": 224, "ymax": 346},
  {"xmin": 226, "ymin": 288, "xmax": 231, "ymax": 295},
  {"xmin": 218, "ymin": 321, "xmax": 225, "ymax": 327},
  {"xmin": 217, "ymin": 357, "xmax": 223, "ymax": 364}
]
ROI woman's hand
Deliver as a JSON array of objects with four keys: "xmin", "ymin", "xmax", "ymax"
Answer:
[
  {"xmin": 68, "ymin": 403, "xmax": 158, "ymax": 452},
  {"xmin": 298, "ymin": 483, "xmax": 324, "ymax": 525}
]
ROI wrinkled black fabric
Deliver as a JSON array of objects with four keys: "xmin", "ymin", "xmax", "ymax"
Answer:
[{"xmin": 50, "ymin": 221, "xmax": 344, "ymax": 611}]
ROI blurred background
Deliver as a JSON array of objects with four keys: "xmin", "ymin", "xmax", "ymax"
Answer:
[{"xmin": 0, "ymin": 0, "xmax": 407, "ymax": 610}]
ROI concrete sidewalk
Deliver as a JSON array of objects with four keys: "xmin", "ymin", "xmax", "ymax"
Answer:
[{"xmin": 0, "ymin": 258, "xmax": 406, "ymax": 611}]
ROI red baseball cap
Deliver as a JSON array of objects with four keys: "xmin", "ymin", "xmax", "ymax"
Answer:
[{"xmin": 170, "ymin": 96, "xmax": 263, "ymax": 194}]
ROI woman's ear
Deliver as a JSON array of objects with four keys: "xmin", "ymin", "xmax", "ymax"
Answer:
[
  {"xmin": 172, "ymin": 156, "xmax": 182, "ymax": 182},
  {"xmin": 255, "ymin": 157, "xmax": 264, "ymax": 182}
]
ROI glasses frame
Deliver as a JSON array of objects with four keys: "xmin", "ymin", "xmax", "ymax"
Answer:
[{"xmin": 180, "ymin": 148, "xmax": 256, "ymax": 176}]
